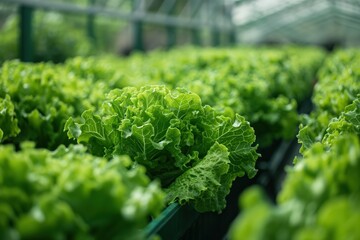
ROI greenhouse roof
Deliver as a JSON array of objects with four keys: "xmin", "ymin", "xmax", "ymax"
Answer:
[
  {"xmin": 1, "ymin": 0, "xmax": 359, "ymax": 45},
  {"xmin": 232, "ymin": 0, "xmax": 360, "ymax": 45},
  {"xmin": 0, "ymin": 0, "xmax": 234, "ymax": 31}
]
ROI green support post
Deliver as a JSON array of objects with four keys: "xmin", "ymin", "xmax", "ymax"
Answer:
[
  {"xmin": 191, "ymin": 29, "xmax": 201, "ymax": 46},
  {"xmin": 211, "ymin": 28, "xmax": 220, "ymax": 46},
  {"xmin": 210, "ymin": 1, "xmax": 220, "ymax": 46},
  {"xmin": 190, "ymin": 0, "xmax": 202, "ymax": 46},
  {"xmin": 19, "ymin": 5, "xmax": 33, "ymax": 62},
  {"xmin": 133, "ymin": 19, "xmax": 144, "ymax": 52},
  {"xmin": 166, "ymin": 26, "xmax": 176, "ymax": 49},
  {"xmin": 132, "ymin": 0, "xmax": 144, "ymax": 52},
  {"xmin": 229, "ymin": 30, "xmax": 236, "ymax": 45},
  {"xmin": 87, "ymin": 0, "xmax": 96, "ymax": 45},
  {"xmin": 166, "ymin": 0, "xmax": 177, "ymax": 49},
  {"xmin": 225, "ymin": 0, "xmax": 236, "ymax": 46}
]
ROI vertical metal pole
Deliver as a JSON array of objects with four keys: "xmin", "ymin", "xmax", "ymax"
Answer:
[
  {"xmin": 19, "ymin": 5, "xmax": 33, "ymax": 62},
  {"xmin": 226, "ymin": 1, "xmax": 237, "ymax": 45},
  {"xmin": 166, "ymin": 25, "xmax": 176, "ymax": 49},
  {"xmin": 166, "ymin": 0, "xmax": 176, "ymax": 48},
  {"xmin": 132, "ymin": 0, "xmax": 144, "ymax": 51},
  {"xmin": 211, "ymin": 1, "xmax": 220, "ymax": 46},
  {"xmin": 191, "ymin": 28, "xmax": 201, "ymax": 46},
  {"xmin": 229, "ymin": 29, "xmax": 236, "ymax": 45},
  {"xmin": 87, "ymin": 0, "xmax": 96, "ymax": 45},
  {"xmin": 191, "ymin": 0, "xmax": 201, "ymax": 46},
  {"xmin": 211, "ymin": 29, "xmax": 220, "ymax": 46}
]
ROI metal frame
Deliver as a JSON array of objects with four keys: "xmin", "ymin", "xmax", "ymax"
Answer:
[
  {"xmin": 235, "ymin": 0, "xmax": 317, "ymax": 31},
  {"xmin": 268, "ymin": 14, "xmax": 335, "ymax": 44},
  {"xmin": 2, "ymin": 0, "xmax": 360, "ymax": 60},
  {"xmin": 0, "ymin": 0, "xmax": 238, "ymax": 61},
  {"xmin": 256, "ymin": 1, "xmax": 331, "ymax": 39},
  {"xmin": 0, "ymin": 0, "xmax": 209, "ymax": 29},
  {"xmin": 233, "ymin": 0, "xmax": 360, "ymax": 45},
  {"xmin": 18, "ymin": 5, "xmax": 33, "ymax": 62}
]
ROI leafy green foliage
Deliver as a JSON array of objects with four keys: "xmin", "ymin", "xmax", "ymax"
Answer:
[
  {"xmin": 229, "ymin": 134, "xmax": 360, "ymax": 240},
  {"xmin": 0, "ymin": 45, "xmax": 324, "ymax": 150},
  {"xmin": 0, "ymin": 61, "xmax": 80, "ymax": 148},
  {"xmin": 66, "ymin": 85, "xmax": 259, "ymax": 212},
  {"xmin": 0, "ymin": 143, "xmax": 164, "ymax": 240},
  {"xmin": 165, "ymin": 142, "xmax": 232, "ymax": 212},
  {"xmin": 113, "ymin": 46, "xmax": 325, "ymax": 147},
  {"xmin": 0, "ymin": 95, "xmax": 20, "ymax": 142},
  {"xmin": 298, "ymin": 49, "xmax": 360, "ymax": 152},
  {"xmin": 229, "ymin": 50, "xmax": 360, "ymax": 240},
  {"xmin": 322, "ymin": 97, "xmax": 360, "ymax": 147},
  {"xmin": 0, "ymin": 17, "xmax": 17, "ymax": 63},
  {"xmin": 228, "ymin": 186, "xmax": 272, "ymax": 240},
  {"xmin": 0, "ymin": 57, "xmax": 129, "ymax": 149},
  {"xmin": 63, "ymin": 55, "xmax": 128, "ymax": 89},
  {"xmin": 0, "ymin": 45, "xmax": 324, "ymax": 217}
]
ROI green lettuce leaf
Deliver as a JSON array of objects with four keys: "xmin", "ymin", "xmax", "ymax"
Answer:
[
  {"xmin": 0, "ymin": 143, "xmax": 164, "ymax": 239},
  {"xmin": 0, "ymin": 95, "xmax": 20, "ymax": 142},
  {"xmin": 229, "ymin": 135, "xmax": 360, "ymax": 240},
  {"xmin": 165, "ymin": 142, "xmax": 232, "ymax": 212},
  {"xmin": 298, "ymin": 49, "xmax": 360, "ymax": 152},
  {"xmin": 66, "ymin": 85, "xmax": 259, "ymax": 212},
  {"xmin": 322, "ymin": 97, "xmax": 360, "ymax": 147}
]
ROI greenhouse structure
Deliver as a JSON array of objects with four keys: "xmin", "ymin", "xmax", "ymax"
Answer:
[{"xmin": 0, "ymin": 0, "xmax": 360, "ymax": 239}]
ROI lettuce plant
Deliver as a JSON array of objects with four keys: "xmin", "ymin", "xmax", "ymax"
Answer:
[
  {"xmin": 66, "ymin": 85, "xmax": 259, "ymax": 212},
  {"xmin": 229, "ymin": 49, "xmax": 360, "ymax": 240},
  {"xmin": 0, "ymin": 143, "xmax": 164, "ymax": 240}
]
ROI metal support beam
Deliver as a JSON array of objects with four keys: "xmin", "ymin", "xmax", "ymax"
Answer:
[
  {"xmin": 190, "ymin": 0, "xmax": 203, "ymax": 45},
  {"xmin": 165, "ymin": 0, "xmax": 177, "ymax": 49},
  {"xmin": 190, "ymin": 0, "xmax": 203, "ymax": 18},
  {"xmin": 278, "ymin": 15, "xmax": 334, "ymax": 43},
  {"xmin": 229, "ymin": 30, "xmax": 236, "ymax": 45},
  {"xmin": 260, "ymin": 8, "xmax": 333, "ymax": 41},
  {"xmin": 132, "ymin": 0, "xmax": 144, "ymax": 51},
  {"xmin": 210, "ymin": 0, "xmax": 220, "ymax": 46},
  {"xmin": 211, "ymin": 28, "xmax": 220, "ymax": 46},
  {"xmin": 159, "ymin": 0, "xmax": 177, "ymax": 14},
  {"xmin": 224, "ymin": 0, "xmax": 236, "ymax": 45},
  {"xmin": 191, "ymin": 29, "xmax": 201, "ymax": 46},
  {"xmin": 19, "ymin": 5, "xmax": 33, "ymax": 62},
  {"xmin": 166, "ymin": 26, "xmax": 176, "ymax": 48},
  {"xmin": 1, "ymin": 0, "xmax": 233, "ymax": 31},
  {"xmin": 335, "ymin": 12, "xmax": 360, "ymax": 31},
  {"xmin": 251, "ymin": 1, "xmax": 330, "ymax": 38},
  {"xmin": 236, "ymin": 0, "xmax": 317, "ymax": 30},
  {"xmin": 335, "ymin": 0, "xmax": 360, "ymax": 18},
  {"xmin": 87, "ymin": 0, "xmax": 96, "ymax": 45}
]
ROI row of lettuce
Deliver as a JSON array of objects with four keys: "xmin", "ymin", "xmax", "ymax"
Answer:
[
  {"xmin": 113, "ymin": 46, "xmax": 324, "ymax": 146},
  {"xmin": 229, "ymin": 49, "xmax": 360, "ymax": 240},
  {"xmin": 0, "ymin": 46, "xmax": 325, "ymax": 239}
]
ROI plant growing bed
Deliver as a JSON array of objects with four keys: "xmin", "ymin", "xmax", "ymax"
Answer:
[
  {"xmin": 0, "ymin": 46, "xmax": 326, "ymax": 239},
  {"xmin": 228, "ymin": 49, "xmax": 360, "ymax": 240}
]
